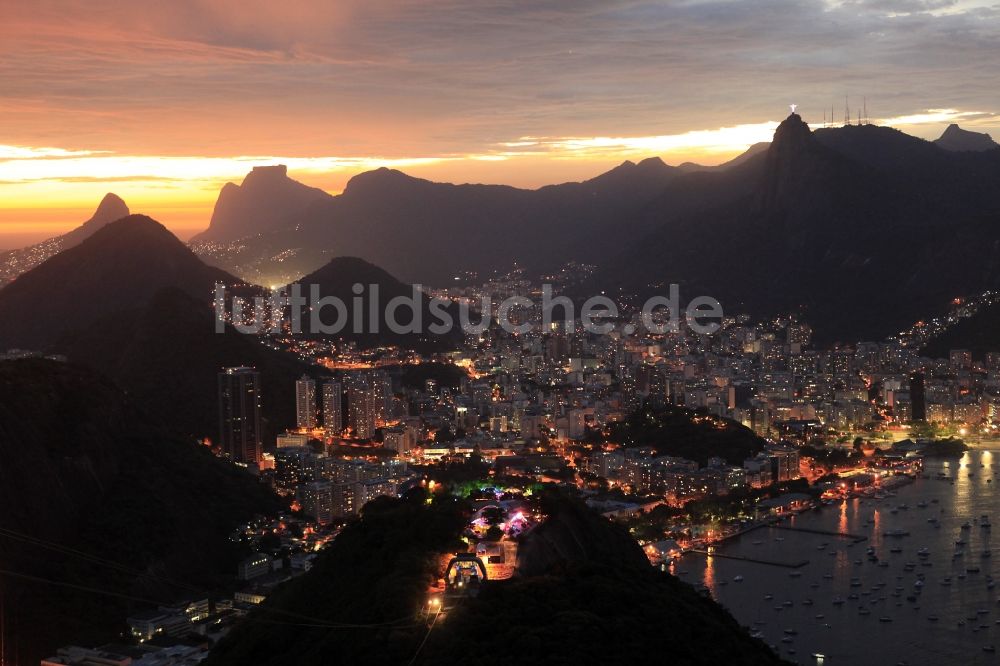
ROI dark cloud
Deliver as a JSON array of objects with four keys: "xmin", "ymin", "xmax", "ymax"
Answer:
[{"xmin": 0, "ymin": 0, "xmax": 997, "ymax": 156}]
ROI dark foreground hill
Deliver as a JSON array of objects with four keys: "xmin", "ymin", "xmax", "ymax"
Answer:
[
  {"xmin": 423, "ymin": 495, "xmax": 784, "ymax": 665},
  {"xmin": 204, "ymin": 491, "xmax": 783, "ymax": 666},
  {"xmin": 0, "ymin": 359, "xmax": 280, "ymax": 665},
  {"xmin": 58, "ymin": 287, "xmax": 319, "ymax": 438}
]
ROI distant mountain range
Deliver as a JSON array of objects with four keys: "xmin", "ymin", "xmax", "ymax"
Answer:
[
  {"xmin": 189, "ymin": 155, "xmax": 690, "ymax": 286},
  {"xmin": 934, "ymin": 124, "xmax": 998, "ymax": 152},
  {"xmin": 191, "ymin": 164, "xmax": 332, "ymax": 243},
  {"xmin": 601, "ymin": 115, "xmax": 1000, "ymax": 341},
  {"xmin": 3, "ymin": 121, "xmax": 999, "ymax": 344},
  {"xmin": 0, "ymin": 192, "xmax": 129, "ymax": 287},
  {"xmin": 183, "ymin": 121, "xmax": 1000, "ymax": 342}
]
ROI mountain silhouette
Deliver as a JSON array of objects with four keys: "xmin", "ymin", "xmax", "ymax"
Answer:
[
  {"xmin": 596, "ymin": 114, "xmax": 1000, "ymax": 341},
  {"xmin": 59, "ymin": 287, "xmax": 321, "ymax": 438},
  {"xmin": 0, "ymin": 213, "xmax": 322, "ymax": 436},
  {"xmin": 290, "ymin": 256, "xmax": 463, "ymax": 351},
  {"xmin": 203, "ymin": 493, "xmax": 783, "ymax": 666},
  {"xmin": 191, "ymin": 160, "xmax": 681, "ymax": 286},
  {"xmin": 191, "ymin": 165, "xmax": 332, "ymax": 243},
  {"xmin": 0, "ymin": 193, "xmax": 129, "ymax": 287},
  {"xmin": 934, "ymin": 124, "xmax": 999, "ymax": 152},
  {"xmin": 0, "ymin": 214, "xmax": 236, "ymax": 349}
]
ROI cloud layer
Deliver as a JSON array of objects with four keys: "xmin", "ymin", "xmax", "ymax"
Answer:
[{"xmin": 1, "ymin": 0, "xmax": 998, "ymax": 243}]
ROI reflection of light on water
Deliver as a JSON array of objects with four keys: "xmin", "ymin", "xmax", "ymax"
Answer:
[
  {"xmin": 698, "ymin": 459, "xmax": 1000, "ymax": 665},
  {"xmin": 955, "ymin": 451, "xmax": 972, "ymax": 511}
]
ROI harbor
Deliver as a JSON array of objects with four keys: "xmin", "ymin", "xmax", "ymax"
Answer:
[{"xmin": 674, "ymin": 450, "xmax": 1000, "ymax": 665}]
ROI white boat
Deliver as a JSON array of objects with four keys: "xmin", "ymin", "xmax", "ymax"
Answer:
[{"xmin": 733, "ymin": 575, "xmax": 744, "ymax": 582}]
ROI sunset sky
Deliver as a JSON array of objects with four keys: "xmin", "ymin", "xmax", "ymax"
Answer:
[{"xmin": 2, "ymin": 0, "xmax": 999, "ymax": 248}]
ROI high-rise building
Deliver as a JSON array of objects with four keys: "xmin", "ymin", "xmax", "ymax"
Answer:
[
  {"xmin": 295, "ymin": 374, "xmax": 317, "ymax": 430},
  {"xmin": 909, "ymin": 371, "xmax": 926, "ymax": 422},
  {"xmin": 218, "ymin": 367, "xmax": 262, "ymax": 464},
  {"xmin": 298, "ymin": 481, "xmax": 334, "ymax": 524},
  {"xmin": 373, "ymin": 371, "xmax": 394, "ymax": 422},
  {"xmin": 332, "ymin": 481, "xmax": 357, "ymax": 517},
  {"xmin": 322, "ymin": 381, "xmax": 343, "ymax": 435},
  {"xmin": 274, "ymin": 446, "xmax": 314, "ymax": 491},
  {"xmin": 348, "ymin": 374, "xmax": 377, "ymax": 440}
]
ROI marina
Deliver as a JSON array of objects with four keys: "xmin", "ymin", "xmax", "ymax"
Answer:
[{"xmin": 675, "ymin": 450, "xmax": 1000, "ymax": 665}]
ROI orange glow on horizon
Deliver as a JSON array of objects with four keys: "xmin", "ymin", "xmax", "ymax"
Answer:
[{"xmin": 0, "ymin": 107, "xmax": 994, "ymax": 248}]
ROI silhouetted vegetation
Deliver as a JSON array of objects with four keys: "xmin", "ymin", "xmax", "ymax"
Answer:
[
  {"xmin": 609, "ymin": 403, "xmax": 767, "ymax": 465},
  {"xmin": 205, "ymin": 491, "xmax": 784, "ymax": 665},
  {"xmin": 204, "ymin": 491, "xmax": 468, "ymax": 666}
]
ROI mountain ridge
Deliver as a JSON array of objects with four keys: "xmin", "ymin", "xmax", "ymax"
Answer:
[
  {"xmin": 0, "ymin": 193, "xmax": 130, "ymax": 287},
  {"xmin": 0, "ymin": 214, "xmax": 237, "ymax": 350},
  {"xmin": 191, "ymin": 164, "xmax": 332, "ymax": 243},
  {"xmin": 935, "ymin": 123, "xmax": 999, "ymax": 152}
]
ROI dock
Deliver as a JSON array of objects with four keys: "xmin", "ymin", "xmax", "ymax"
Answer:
[
  {"xmin": 769, "ymin": 525, "xmax": 868, "ymax": 543},
  {"xmin": 687, "ymin": 550, "xmax": 810, "ymax": 569}
]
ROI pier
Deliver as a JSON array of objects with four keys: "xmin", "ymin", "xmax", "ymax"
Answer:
[
  {"xmin": 687, "ymin": 550, "xmax": 810, "ymax": 569},
  {"xmin": 769, "ymin": 525, "xmax": 868, "ymax": 543}
]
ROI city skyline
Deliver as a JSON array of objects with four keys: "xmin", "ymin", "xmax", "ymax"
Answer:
[{"xmin": 5, "ymin": 3, "xmax": 1000, "ymax": 664}]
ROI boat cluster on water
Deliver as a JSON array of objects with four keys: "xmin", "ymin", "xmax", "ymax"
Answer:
[{"xmin": 705, "ymin": 498, "xmax": 996, "ymax": 660}]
